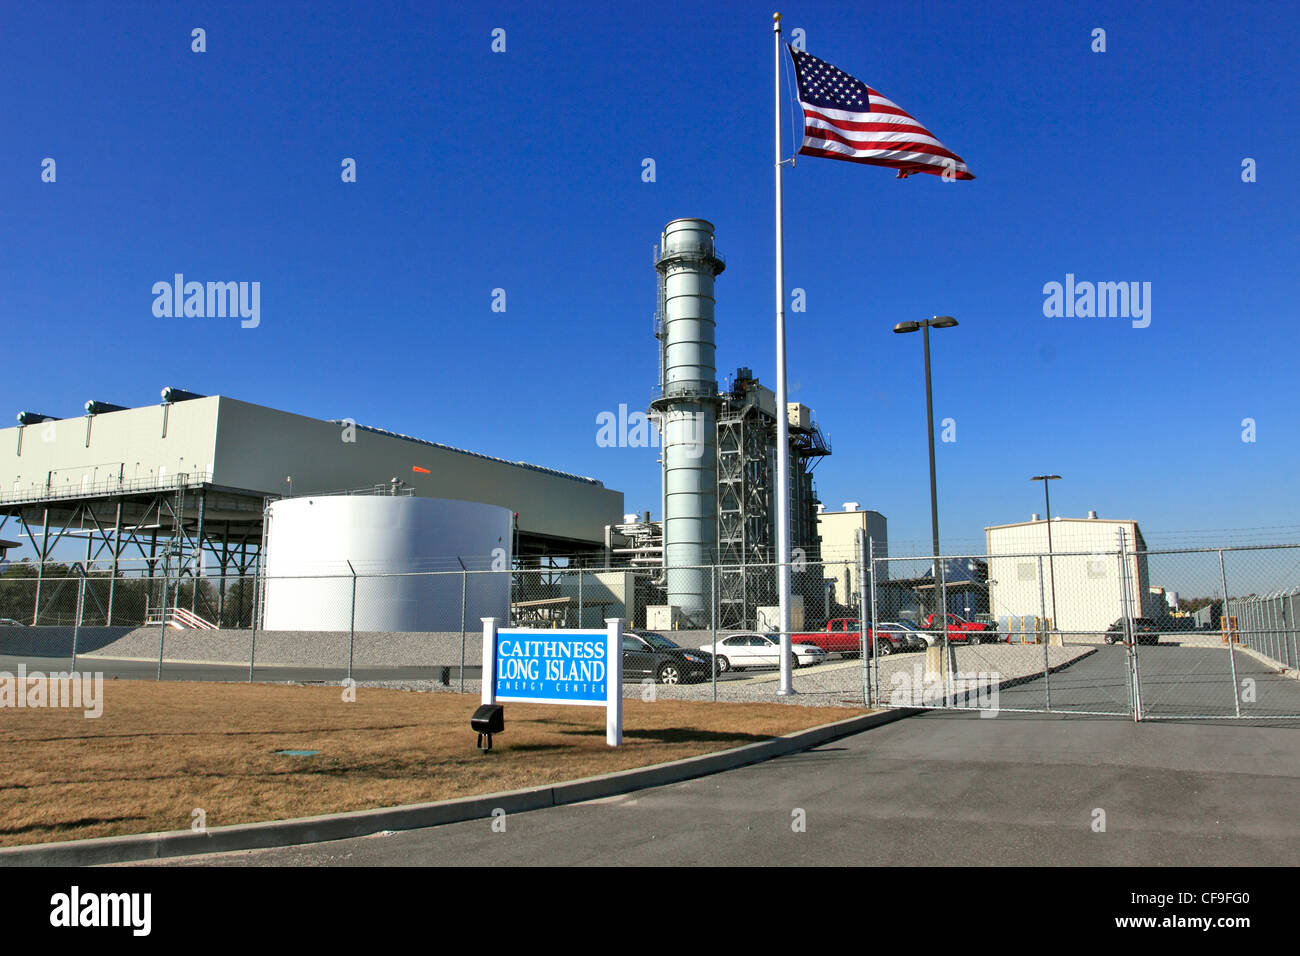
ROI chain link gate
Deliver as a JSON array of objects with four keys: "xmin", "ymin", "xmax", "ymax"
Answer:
[{"xmin": 866, "ymin": 543, "xmax": 1300, "ymax": 721}]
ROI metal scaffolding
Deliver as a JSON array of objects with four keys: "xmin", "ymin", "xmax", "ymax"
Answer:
[
  {"xmin": 0, "ymin": 473, "xmax": 266, "ymax": 626},
  {"xmin": 712, "ymin": 369, "xmax": 830, "ymax": 629}
]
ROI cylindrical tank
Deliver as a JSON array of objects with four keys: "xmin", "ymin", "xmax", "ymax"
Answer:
[
  {"xmin": 261, "ymin": 496, "xmax": 512, "ymax": 632},
  {"xmin": 653, "ymin": 218, "xmax": 724, "ymax": 623}
]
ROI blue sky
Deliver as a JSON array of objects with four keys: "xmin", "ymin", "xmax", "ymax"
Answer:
[{"xmin": 3, "ymin": 0, "xmax": 1298, "ymax": 558}]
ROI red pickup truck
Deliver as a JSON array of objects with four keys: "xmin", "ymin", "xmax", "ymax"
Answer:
[
  {"xmin": 792, "ymin": 618, "xmax": 907, "ymax": 657},
  {"xmin": 922, "ymin": 613, "xmax": 999, "ymax": 644}
]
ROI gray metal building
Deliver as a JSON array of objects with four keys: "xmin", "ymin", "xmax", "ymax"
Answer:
[{"xmin": 0, "ymin": 392, "xmax": 625, "ymax": 622}]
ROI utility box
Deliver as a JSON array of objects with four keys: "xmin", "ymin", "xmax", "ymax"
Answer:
[
  {"xmin": 787, "ymin": 403, "xmax": 811, "ymax": 431},
  {"xmin": 756, "ymin": 596, "xmax": 804, "ymax": 632},
  {"xmin": 646, "ymin": 605, "xmax": 684, "ymax": 630}
]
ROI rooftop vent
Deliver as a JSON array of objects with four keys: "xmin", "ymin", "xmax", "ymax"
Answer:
[
  {"xmin": 84, "ymin": 401, "xmax": 128, "ymax": 415},
  {"xmin": 16, "ymin": 412, "xmax": 57, "ymax": 426}
]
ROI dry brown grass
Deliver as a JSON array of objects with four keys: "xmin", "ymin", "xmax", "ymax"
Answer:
[{"xmin": 0, "ymin": 679, "xmax": 864, "ymax": 847}]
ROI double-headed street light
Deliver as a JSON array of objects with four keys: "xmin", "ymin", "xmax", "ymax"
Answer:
[
  {"xmin": 894, "ymin": 316, "xmax": 959, "ymax": 616},
  {"xmin": 1031, "ymin": 474, "xmax": 1062, "ymax": 632}
]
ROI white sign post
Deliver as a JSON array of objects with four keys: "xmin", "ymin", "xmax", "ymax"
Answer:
[{"xmin": 481, "ymin": 617, "xmax": 623, "ymax": 746}]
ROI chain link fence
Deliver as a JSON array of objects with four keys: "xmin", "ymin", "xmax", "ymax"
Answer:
[
  {"xmin": 1, "ymin": 544, "xmax": 1297, "ymax": 718},
  {"xmin": 871, "ymin": 543, "xmax": 1300, "ymax": 720}
]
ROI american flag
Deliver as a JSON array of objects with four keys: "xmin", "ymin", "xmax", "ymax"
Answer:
[{"xmin": 789, "ymin": 47, "xmax": 974, "ymax": 180}]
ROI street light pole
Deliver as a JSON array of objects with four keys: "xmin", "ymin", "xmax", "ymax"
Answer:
[
  {"xmin": 1031, "ymin": 475, "xmax": 1062, "ymax": 633},
  {"xmin": 894, "ymin": 316, "xmax": 958, "ymax": 618}
]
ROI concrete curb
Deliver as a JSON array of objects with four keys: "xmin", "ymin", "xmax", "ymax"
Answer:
[
  {"xmin": 1232, "ymin": 644, "xmax": 1300, "ymax": 681},
  {"xmin": 0, "ymin": 708, "xmax": 915, "ymax": 867}
]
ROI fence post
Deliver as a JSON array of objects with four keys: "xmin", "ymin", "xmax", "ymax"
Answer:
[
  {"xmin": 1264, "ymin": 593, "xmax": 1274, "ymax": 663},
  {"xmin": 1118, "ymin": 528, "xmax": 1141, "ymax": 721},
  {"xmin": 577, "ymin": 567, "xmax": 584, "ymax": 629},
  {"xmin": 248, "ymin": 570, "xmax": 261, "ymax": 683},
  {"xmin": 937, "ymin": 555, "xmax": 950, "ymax": 706},
  {"xmin": 1217, "ymin": 549, "xmax": 1240, "ymax": 717},
  {"xmin": 858, "ymin": 530, "xmax": 871, "ymax": 707},
  {"xmin": 459, "ymin": 570, "xmax": 468, "ymax": 694},
  {"xmin": 72, "ymin": 572, "xmax": 86, "ymax": 672},
  {"xmin": 1273, "ymin": 592, "xmax": 1285, "ymax": 666},
  {"xmin": 157, "ymin": 566, "xmax": 169, "ymax": 682},
  {"xmin": 1288, "ymin": 589, "xmax": 1298, "ymax": 671},
  {"xmin": 347, "ymin": 561, "xmax": 357, "ymax": 684},
  {"xmin": 710, "ymin": 564, "xmax": 717, "ymax": 703},
  {"xmin": 1036, "ymin": 555, "xmax": 1051, "ymax": 711}
]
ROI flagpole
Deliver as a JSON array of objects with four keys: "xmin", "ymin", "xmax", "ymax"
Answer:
[{"xmin": 773, "ymin": 11, "xmax": 794, "ymax": 696}]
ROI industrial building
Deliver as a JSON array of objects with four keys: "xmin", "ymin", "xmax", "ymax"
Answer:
[
  {"xmin": 985, "ymin": 513, "xmax": 1160, "ymax": 632},
  {"xmin": 817, "ymin": 503, "xmax": 888, "ymax": 610},
  {"xmin": 2, "ymin": 217, "xmax": 852, "ymax": 635},
  {"xmin": 0, "ymin": 390, "xmax": 624, "ymax": 625}
]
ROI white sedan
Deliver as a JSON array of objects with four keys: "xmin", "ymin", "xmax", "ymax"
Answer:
[{"xmin": 698, "ymin": 633, "xmax": 828, "ymax": 673}]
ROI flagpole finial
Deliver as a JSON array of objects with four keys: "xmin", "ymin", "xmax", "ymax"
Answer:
[{"xmin": 773, "ymin": 12, "xmax": 782, "ymax": 30}]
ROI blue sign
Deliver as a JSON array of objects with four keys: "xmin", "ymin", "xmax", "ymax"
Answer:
[{"xmin": 494, "ymin": 629, "xmax": 610, "ymax": 705}]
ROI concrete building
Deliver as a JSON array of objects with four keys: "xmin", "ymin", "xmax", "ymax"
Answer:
[
  {"xmin": 985, "ymin": 513, "xmax": 1159, "ymax": 633},
  {"xmin": 817, "ymin": 504, "xmax": 887, "ymax": 610}
]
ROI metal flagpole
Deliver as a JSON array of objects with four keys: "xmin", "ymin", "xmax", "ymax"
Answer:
[{"xmin": 773, "ymin": 11, "xmax": 794, "ymax": 696}]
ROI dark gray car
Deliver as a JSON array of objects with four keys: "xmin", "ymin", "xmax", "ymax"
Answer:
[
  {"xmin": 622, "ymin": 631, "xmax": 715, "ymax": 684},
  {"xmin": 616, "ymin": 632, "xmax": 712, "ymax": 686}
]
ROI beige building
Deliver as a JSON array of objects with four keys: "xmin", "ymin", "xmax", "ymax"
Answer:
[
  {"xmin": 985, "ymin": 514, "xmax": 1158, "ymax": 633},
  {"xmin": 818, "ymin": 503, "xmax": 887, "ymax": 609},
  {"xmin": 0, "ymin": 394, "xmax": 625, "ymax": 574}
]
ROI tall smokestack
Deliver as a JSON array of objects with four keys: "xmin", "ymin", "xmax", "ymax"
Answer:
[{"xmin": 651, "ymin": 218, "xmax": 724, "ymax": 624}]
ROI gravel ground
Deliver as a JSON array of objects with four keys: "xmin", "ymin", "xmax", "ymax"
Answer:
[
  {"xmin": 343, "ymin": 644, "xmax": 1094, "ymax": 708},
  {"xmin": 78, "ymin": 627, "xmax": 473, "ymax": 667},
  {"xmin": 70, "ymin": 628, "xmax": 1092, "ymax": 708}
]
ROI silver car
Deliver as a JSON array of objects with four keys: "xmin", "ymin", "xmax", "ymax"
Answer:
[{"xmin": 699, "ymin": 633, "xmax": 828, "ymax": 672}]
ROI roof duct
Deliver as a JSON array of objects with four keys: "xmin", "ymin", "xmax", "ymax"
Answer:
[
  {"xmin": 84, "ymin": 401, "xmax": 128, "ymax": 415},
  {"xmin": 16, "ymin": 412, "xmax": 57, "ymax": 425}
]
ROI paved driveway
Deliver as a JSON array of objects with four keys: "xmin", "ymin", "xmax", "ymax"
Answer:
[
  {"xmin": 973, "ymin": 642, "xmax": 1300, "ymax": 718},
  {"xmin": 150, "ymin": 710, "xmax": 1300, "ymax": 867}
]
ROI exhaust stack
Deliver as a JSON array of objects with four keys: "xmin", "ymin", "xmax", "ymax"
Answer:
[{"xmin": 651, "ymin": 219, "xmax": 724, "ymax": 624}]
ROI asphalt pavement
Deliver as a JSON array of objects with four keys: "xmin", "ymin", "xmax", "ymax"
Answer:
[
  {"xmin": 979, "ymin": 642, "xmax": 1300, "ymax": 718},
  {"xmin": 146, "ymin": 708, "xmax": 1300, "ymax": 867}
]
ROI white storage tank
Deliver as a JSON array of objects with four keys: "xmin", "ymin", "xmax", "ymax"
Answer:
[{"xmin": 261, "ymin": 495, "xmax": 512, "ymax": 631}]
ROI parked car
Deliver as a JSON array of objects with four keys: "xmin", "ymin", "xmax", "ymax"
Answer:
[
  {"xmin": 0, "ymin": 618, "xmax": 23, "ymax": 627},
  {"xmin": 1105, "ymin": 618, "xmax": 1160, "ymax": 645},
  {"xmin": 792, "ymin": 617, "xmax": 905, "ymax": 657},
  {"xmin": 622, "ymin": 631, "xmax": 715, "ymax": 684},
  {"xmin": 876, "ymin": 621, "xmax": 929, "ymax": 651},
  {"xmin": 699, "ymin": 633, "xmax": 827, "ymax": 673},
  {"xmin": 922, "ymin": 613, "xmax": 999, "ymax": 644}
]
